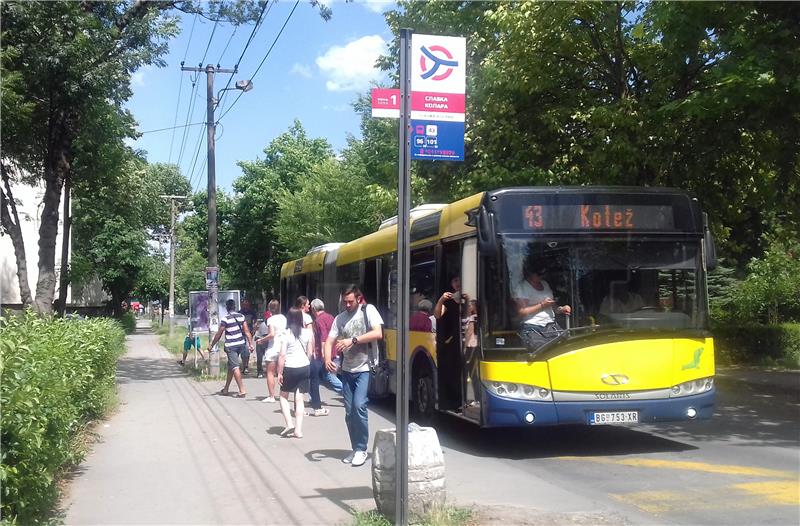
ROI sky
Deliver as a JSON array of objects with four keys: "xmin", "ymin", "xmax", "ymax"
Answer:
[{"xmin": 126, "ymin": 0, "xmax": 396, "ymax": 194}]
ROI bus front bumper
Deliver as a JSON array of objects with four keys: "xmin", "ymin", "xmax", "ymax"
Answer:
[{"xmin": 482, "ymin": 387, "xmax": 715, "ymax": 427}]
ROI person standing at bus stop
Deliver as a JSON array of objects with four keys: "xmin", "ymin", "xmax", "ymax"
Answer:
[
  {"xmin": 324, "ymin": 285, "xmax": 384, "ymax": 467},
  {"xmin": 434, "ymin": 275, "xmax": 465, "ymax": 411}
]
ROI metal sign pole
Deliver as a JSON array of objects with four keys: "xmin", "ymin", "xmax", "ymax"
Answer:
[{"xmin": 395, "ymin": 27, "xmax": 412, "ymax": 526}]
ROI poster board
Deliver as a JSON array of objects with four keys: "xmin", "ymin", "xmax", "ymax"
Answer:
[{"xmin": 188, "ymin": 290, "xmax": 241, "ymax": 334}]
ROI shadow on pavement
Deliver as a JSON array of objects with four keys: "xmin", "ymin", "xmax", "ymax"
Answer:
[
  {"xmin": 642, "ymin": 375, "xmax": 800, "ymax": 447},
  {"xmin": 368, "ymin": 397, "xmax": 696, "ymax": 460},
  {"xmin": 304, "ymin": 448, "xmax": 353, "ymax": 463},
  {"xmin": 306, "ymin": 485, "xmax": 374, "ymax": 515},
  {"xmin": 116, "ymin": 355, "xmax": 188, "ymax": 384}
]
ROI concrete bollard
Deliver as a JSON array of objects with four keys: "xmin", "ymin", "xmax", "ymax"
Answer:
[{"xmin": 371, "ymin": 424, "xmax": 446, "ymax": 520}]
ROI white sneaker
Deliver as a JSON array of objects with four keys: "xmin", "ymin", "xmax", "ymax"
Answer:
[
  {"xmin": 342, "ymin": 451, "xmax": 355, "ymax": 464},
  {"xmin": 351, "ymin": 450, "xmax": 368, "ymax": 467},
  {"xmin": 262, "ymin": 396, "xmax": 277, "ymax": 403}
]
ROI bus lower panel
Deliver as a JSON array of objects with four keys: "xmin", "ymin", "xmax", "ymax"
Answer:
[{"xmin": 483, "ymin": 388, "xmax": 715, "ymax": 428}]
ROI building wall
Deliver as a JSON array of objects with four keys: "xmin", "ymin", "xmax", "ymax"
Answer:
[{"xmin": 1, "ymin": 180, "xmax": 108, "ymax": 308}]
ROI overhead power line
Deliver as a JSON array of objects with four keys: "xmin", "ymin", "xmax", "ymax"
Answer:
[
  {"xmin": 176, "ymin": 17, "xmax": 220, "ymax": 171},
  {"xmin": 217, "ymin": 0, "xmax": 300, "ymax": 124},
  {"xmin": 216, "ymin": 0, "xmax": 275, "ymax": 114},
  {"xmin": 167, "ymin": 13, "xmax": 198, "ymax": 163},
  {"xmin": 141, "ymin": 122, "xmax": 205, "ymax": 135}
]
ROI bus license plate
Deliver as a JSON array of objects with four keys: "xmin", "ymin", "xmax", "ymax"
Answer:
[{"xmin": 590, "ymin": 411, "xmax": 639, "ymax": 425}]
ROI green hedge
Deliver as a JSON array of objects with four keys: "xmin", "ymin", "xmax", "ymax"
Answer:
[
  {"xmin": 120, "ymin": 310, "xmax": 136, "ymax": 334},
  {"xmin": 0, "ymin": 312, "xmax": 125, "ymax": 524},
  {"xmin": 713, "ymin": 323, "xmax": 800, "ymax": 368}
]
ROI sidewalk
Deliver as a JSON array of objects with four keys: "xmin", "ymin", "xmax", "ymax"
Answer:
[{"xmin": 62, "ymin": 320, "xmax": 385, "ymax": 525}]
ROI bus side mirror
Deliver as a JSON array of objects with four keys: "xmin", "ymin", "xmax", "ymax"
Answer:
[
  {"xmin": 703, "ymin": 213, "xmax": 717, "ymax": 270},
  {"xmin": 477, "ymin": 208, "xmax": 498, "ymax": 257}
]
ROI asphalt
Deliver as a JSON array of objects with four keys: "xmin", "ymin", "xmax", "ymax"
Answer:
[{"xmin": 61, "ymin": 320, "xmax": 799, "ymax": 525}]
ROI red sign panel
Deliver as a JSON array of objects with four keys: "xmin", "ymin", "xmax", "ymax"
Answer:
[{"xmin": 371, "ymin": 88, "xmax": 400, "ymax": 118}]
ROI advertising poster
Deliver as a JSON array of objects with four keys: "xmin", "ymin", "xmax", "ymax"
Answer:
[{"xmin": 188, "ymin": 290, "xmax": 241, "ymax": 334}]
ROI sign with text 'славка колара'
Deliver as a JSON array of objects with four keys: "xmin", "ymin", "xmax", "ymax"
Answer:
[
  {"xmin": 371, "ymin": 34, "xmax": 466, "ymax": 162},
  {"xmin": 411, "ymin": 34, "xmax": 465, "ymax": 161}
]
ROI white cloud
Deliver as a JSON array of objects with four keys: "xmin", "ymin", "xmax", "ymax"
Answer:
[
  {"xmin": 322, "ymin": 104, "xmax": 350, "ymax": 112},
  {"xmin": 316, "ymin": 35, "xmax": 387, "ymax": 92},
  {"xmin": 356, "ymin": 0, "xmax": 394, "ymax": 14},
  {"xmin": 131, "ymin": 70, "xmax": 146, "ymax": 87},
  {"xmin": 131, "ymin": 65, "xmax": 154, "ymax": 87},
  {"xmin": 290, "ymin": 63, "xmax": 313, "ymax": 78}
]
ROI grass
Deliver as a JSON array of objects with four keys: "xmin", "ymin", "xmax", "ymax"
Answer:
[
  {"xmin": 154, "ymin": 325, "xmax": 226, "ymax": 380},
  {"xmin": 351, "ymin": 506, "xmax": 473, "ymax": 526}
]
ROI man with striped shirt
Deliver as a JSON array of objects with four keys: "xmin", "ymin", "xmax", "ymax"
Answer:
[{"xmin": 208, "ymin": 299, "xmax": 255, "ymax": 397}]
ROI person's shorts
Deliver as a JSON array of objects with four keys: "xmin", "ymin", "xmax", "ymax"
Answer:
[
  {"xmin": 281, "ymin": 365, "xmax": 310, "ymax": 394},
  {"xmin": 264, "ymin": 346, "xmax": 279, "ymax": 362},
  {"xmin": 225, "ymin": 344, "xmax": 245, "ymax": 371}
]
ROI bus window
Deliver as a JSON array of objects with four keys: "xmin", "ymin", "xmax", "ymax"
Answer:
[{"xmin": 410, "ymin": 248, "xmax": 435, "ymax": 308}]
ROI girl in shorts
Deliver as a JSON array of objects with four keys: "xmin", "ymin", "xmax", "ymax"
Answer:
[{"xmin": 276, "ymin": 307, "xmax": 312, "ymax": 438}]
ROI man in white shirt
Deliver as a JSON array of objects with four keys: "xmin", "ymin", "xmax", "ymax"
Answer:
[{"xmin": 324, "ymin": 285, "xmax": 384, "ymax": 467}]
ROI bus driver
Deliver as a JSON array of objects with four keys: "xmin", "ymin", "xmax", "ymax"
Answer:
[{"xmin": 513, "ymin": 261, "xmax": 571, "ymax": 350}]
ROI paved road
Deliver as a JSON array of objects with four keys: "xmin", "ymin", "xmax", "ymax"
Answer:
[{"xmin": 63, "ymin": 322, "xmax": 799, "ymax": 525}]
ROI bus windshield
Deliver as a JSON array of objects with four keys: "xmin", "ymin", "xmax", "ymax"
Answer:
[{"xmin": 485, "ymin": 237, "xmax": 707, "ymax": 347}]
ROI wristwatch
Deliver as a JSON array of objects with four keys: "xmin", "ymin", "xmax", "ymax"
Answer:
[{"xmin": 351, "ymin": 336, "xmax": 358, "ymax": 345}]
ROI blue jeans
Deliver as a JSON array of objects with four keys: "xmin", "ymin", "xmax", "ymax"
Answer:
[
  {"xmin": 309, "ymin": 358, "xmax": 343, "ymax": 409},
  {"xmin": 341, "ymin": 370, "xmax": 370, "ymax": 452}
]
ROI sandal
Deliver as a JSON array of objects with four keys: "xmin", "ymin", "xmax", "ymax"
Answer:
[
  {"xmin": 279, "ymin": 427, "xmax": 294, "ymax": 437},
  {"xmin": 234, "ymin": 393, "xmax": 247, "ymax": 398},
  {"xmin": 218, "ymin": 389, "xmax": 230, "ymax": 396}
]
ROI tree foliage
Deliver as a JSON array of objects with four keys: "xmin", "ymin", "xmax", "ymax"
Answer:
[
  {"xmin": 380, "ymin": 1, "xmax": 799, "ymax": 267},
  {"xmin": 0, "ymin": 0, "xmax": 297, "ymax": 314}
]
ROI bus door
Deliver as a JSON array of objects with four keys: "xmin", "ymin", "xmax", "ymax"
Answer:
[
  {"xmin": 436, "ymin": 241, "xmax": 463, "ymax": 412},
  {"xmin": 461, "ymin": 238, "xmax": 481, "ymax": 421}
]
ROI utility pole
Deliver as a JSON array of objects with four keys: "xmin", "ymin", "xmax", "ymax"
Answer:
[
  {"xmin": 160, "ymin": 194, "xmax": 186, "ymax": 336},
  {"xmin": 181, "ymin": 63, "xmax": 244, "ymax": 377}
]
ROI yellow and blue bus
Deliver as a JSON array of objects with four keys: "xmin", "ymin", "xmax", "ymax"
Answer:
[{"xmin": 280, "ymin": 187, "xmax": 716, "ymax": 427}]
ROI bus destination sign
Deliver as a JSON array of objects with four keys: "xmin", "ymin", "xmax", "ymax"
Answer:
[{"xmin": 523, "ymin": 204, "xmax": 676, "ymax": 231}]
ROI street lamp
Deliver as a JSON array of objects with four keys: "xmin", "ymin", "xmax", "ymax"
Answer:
[{"xmin": 216, "ymin": 79, "xmax": 254, "ymax": 106}]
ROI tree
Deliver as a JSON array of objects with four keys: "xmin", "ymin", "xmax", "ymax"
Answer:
[
  {"xmin": 273, "ymin": 158, "xmax": 395, "ymax": 258},
  {"xmin": 380, "ymin": 1, "xmax": 800, "ymax": 267},
  {"xmin": 134, "ymin": 251, "xmax": 170, "ymax": 305},
  {"xmin": 229, "ymin": 121, "xmax": 335, "ymax": 296},
  {"xmin": 1, "ymin": 1, "xmax": 178, "ymax": 313},
  {"xmin": 0, "ymin": 0, "xmax": 324, "ymax": 314}
]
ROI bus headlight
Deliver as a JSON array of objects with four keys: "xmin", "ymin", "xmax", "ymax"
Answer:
[
  {"xmin": 484, "ymin": 380, "xmax": 553, "ymax": 401},
  {"xmin": 670, "ymin": 377, "xmax": 714, "ymax": 398}
]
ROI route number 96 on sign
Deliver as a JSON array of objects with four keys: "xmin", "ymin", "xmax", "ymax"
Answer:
[{"xmin": 590, "ymin": 411, "xmax": 639, "ymax": 425}]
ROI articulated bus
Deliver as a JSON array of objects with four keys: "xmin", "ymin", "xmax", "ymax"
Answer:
[{"xmin": 280, "ymin": 187, "xmax": 716, "ymax": 427}]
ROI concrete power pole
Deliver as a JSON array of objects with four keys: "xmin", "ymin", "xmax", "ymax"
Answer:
[
  {"xmin": 181, "ymin": 63, "xmax": 237, "ymax": 377},
  {"xmin": 160, "ymin": 195, "xmax": 186, "ymax": 336}
]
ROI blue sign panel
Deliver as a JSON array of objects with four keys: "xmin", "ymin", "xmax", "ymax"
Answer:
[{"xmin": 410, "ymin": 120, "xmax": 464, "ymax": 161}]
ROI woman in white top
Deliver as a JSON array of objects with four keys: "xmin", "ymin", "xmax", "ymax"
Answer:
[
  {"xmin": 258, "ymin": 300, "xmax": 286, "ymax": 403},
  {"xmin": 513, "ymin": 262, "xmax": 571, "ymax": 350},
  {"xmin": 277, "ymin": 307, "xmax": 312, "ymax": 438}
]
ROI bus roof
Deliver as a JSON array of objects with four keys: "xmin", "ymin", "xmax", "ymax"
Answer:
[
  {"xmin": 336, "ymin": 192, "xmax": 484, "ymax": 266},
  {"xmin": 280, "ymin": 249, "xmax": 327, "ymax": 279}
]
